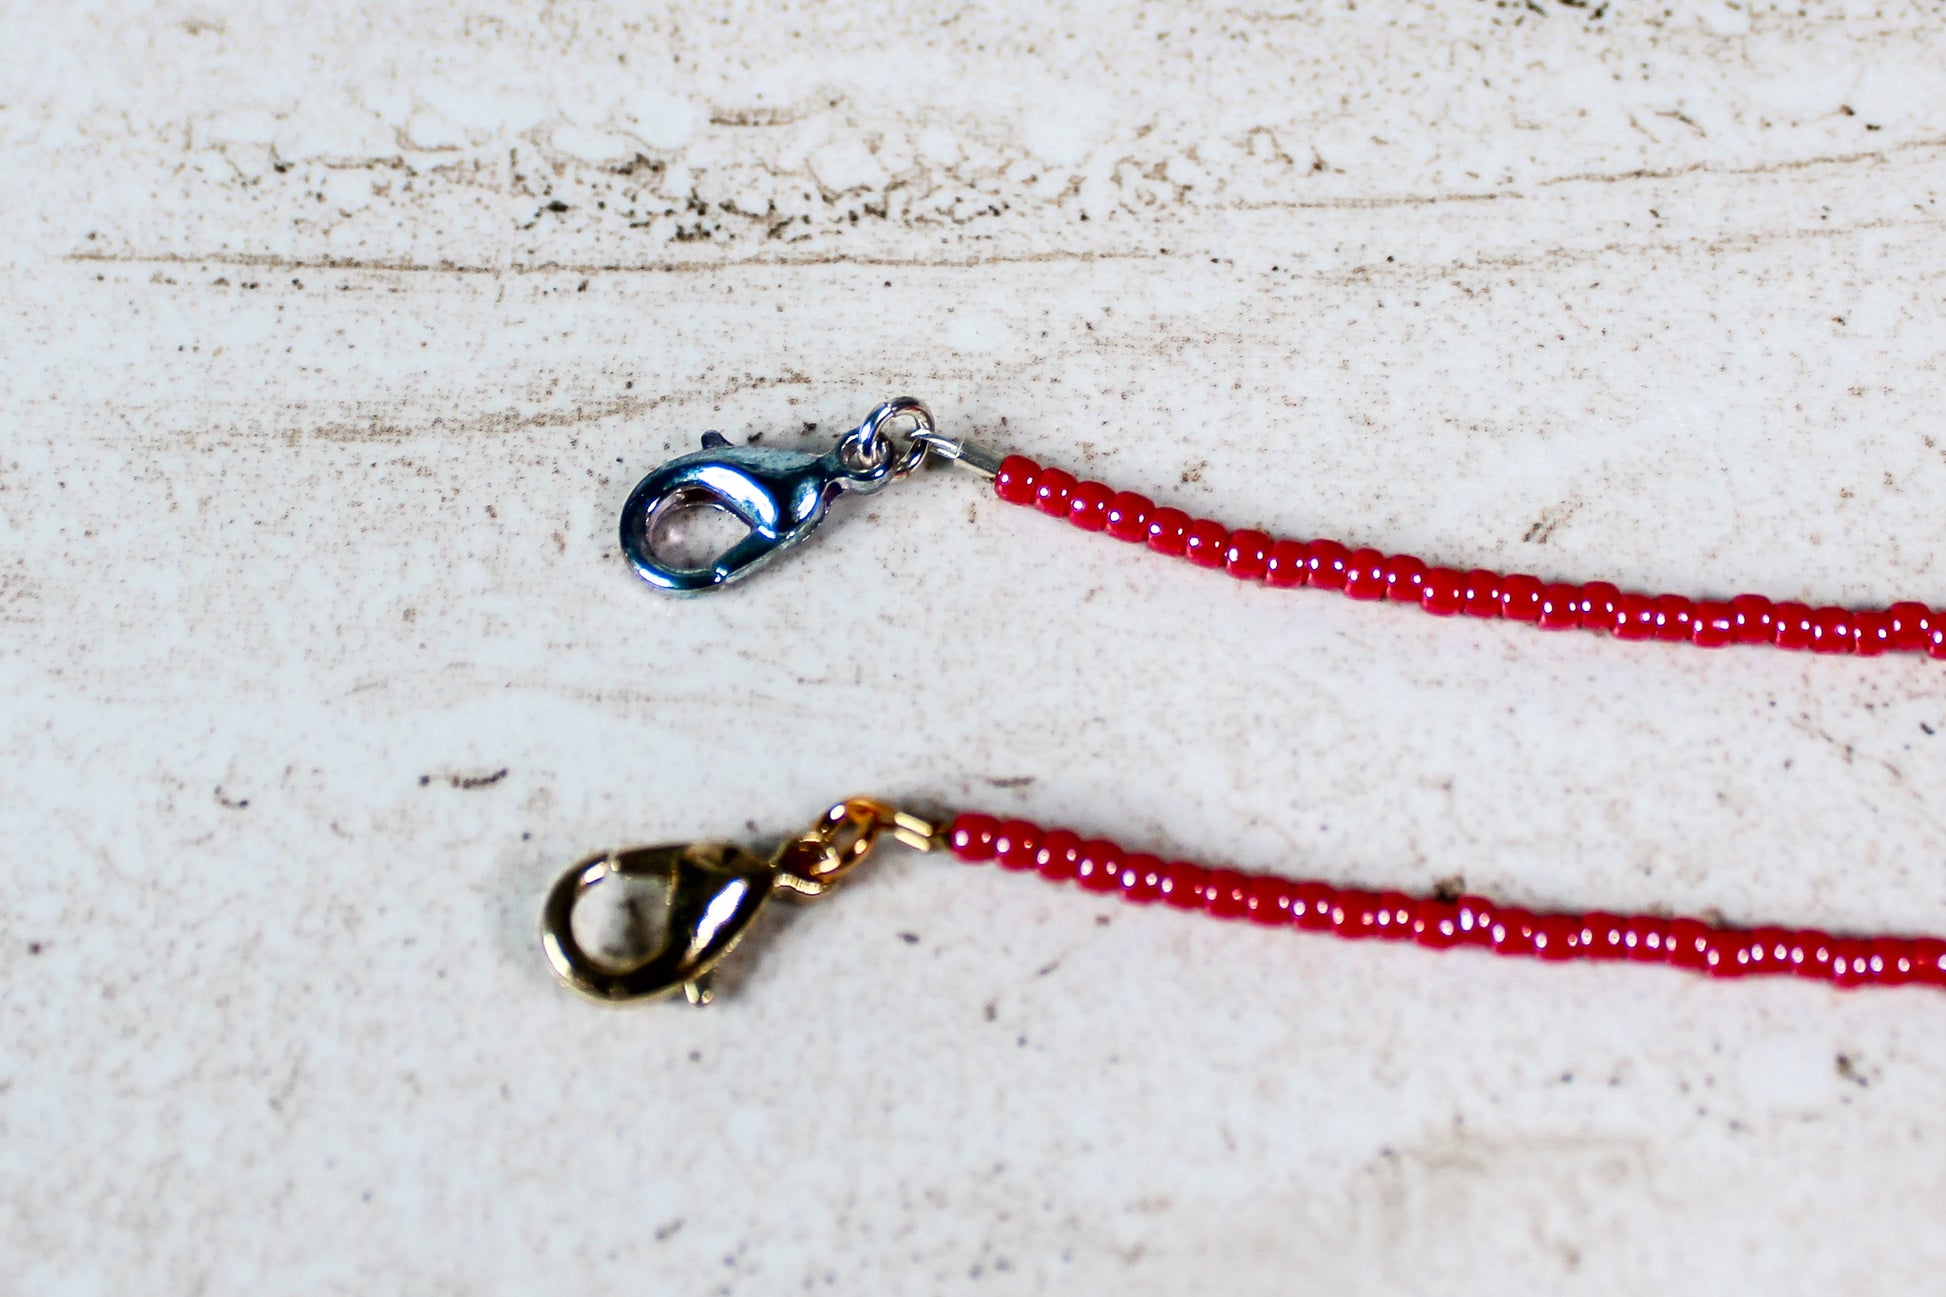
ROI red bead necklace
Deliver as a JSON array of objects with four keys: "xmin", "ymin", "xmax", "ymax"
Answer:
[
  {"xmin": 990, "ymin": 452, "xmax": 1945, "ymax": 657},
  {"xmin": 558, "ymin": 400, "xmax": 1946, "ymax": 1005},
  {"xmin": 944, "ymin": 811, "xmax": 1941, "ymax": 993},
  {"xmin": 539, "ymin": 796, "xmax": 1946, "ymax": 1005}
]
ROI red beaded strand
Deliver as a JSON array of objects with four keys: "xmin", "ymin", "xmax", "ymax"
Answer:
[
  {"xmin": 989, "ymin": 455, "xmax": 1945, "ymax": 658},
  {"xmin": 946, "ymin": 812, "xmax": 1946, "ymax": 991}
]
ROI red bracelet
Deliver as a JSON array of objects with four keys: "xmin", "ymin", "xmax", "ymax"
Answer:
[
  {"xmin": 539, "ymin": 798, "xmax": 1946, "ymax": 1004},
  {"xmin": 991, "ymin": 453, "xmax": 1946, "ymax": 658}
]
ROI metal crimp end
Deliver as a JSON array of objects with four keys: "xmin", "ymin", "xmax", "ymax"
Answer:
[
  {"xmin": 771, "ymin": 797, "xmax": 946, "ymax": 898},
  {"xmin": 850, "ymin": 395, "xmax": 1005, "ymax": 478}
]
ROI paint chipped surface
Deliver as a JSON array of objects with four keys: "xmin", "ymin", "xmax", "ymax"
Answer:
[{"xmin": 5, "ymin": 2, "xmax": 1946, "ymax": 1293}]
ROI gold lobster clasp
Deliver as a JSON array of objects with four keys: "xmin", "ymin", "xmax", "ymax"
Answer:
[{"xmin": 538, "ymin": 797, "xmax": 945, "ymax": 1006}]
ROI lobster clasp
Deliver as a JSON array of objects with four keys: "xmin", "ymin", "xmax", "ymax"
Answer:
[
  {"xmin": 539, "ymin": 841, "xmax": 775, "ymax": 1005},
  {"xmin": 618, "ymin": 397, "xmax": 934, "ymax": 594},
  {"xmin": 538, "ymin": 798, "xmax": 946, "ymax": 1006}
]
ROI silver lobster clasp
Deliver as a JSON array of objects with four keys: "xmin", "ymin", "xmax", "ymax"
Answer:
[{"xmin": 618, "ymin": 397, "xmax": 936, "ymax": 594}]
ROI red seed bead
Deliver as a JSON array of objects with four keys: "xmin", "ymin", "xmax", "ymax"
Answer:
[
  {"xmin": 1860, "ymin": 942, "xmax": 1890, "ymax": 984},
  {"xmin": 1578, "ymin": 582, "xmax": 1621, "ymax": 633},
  {"xmin": 1579, "ymin": 912, "xmax": 1629, "ymax": 961},
  {"xmin": 1104, "ymin": 492, "xmax": 1152, "ymax": 542},
  {"xmin": 1244, "ymin": 875, "xmax": 1297, "ymax": 926},
  {"xmin": 1033, "ymin": 829, "xmax": 1082, "ymax": 880},
  {"xmin": 1344, "ymin": 548, "xmax": 1390, "ymax": 601},
  {"xmin": 1828, "ymin": 939, "xmax": 1872, "ymax": 988},
  {"xmin": 1033, "ymin": 467, "xmax": 1076, "ymax": 518},
  {"xmin": 1225, "ymin": 529, "xmax": 1271, "ymax": 581},
  {"xmin": 1666, "ymin": 919, "xmax": 1711, "ymax": 971},
  {"xmin": 1183, "ymin": 519, "xmax": 1230, "ymax": 569},
  {"xmin": 1461, "ymin": 570, "xmax": 1503, "ymax": 618},
  {"xmin": 1910, "ymin": 937, "xmax": 1946, "ymax": 985},
  {"xmin": 1073, "ymin": 838, "xmax": 1124, "ymax": 892},
  {"xmin": 1538, "ymin": 583, "xmax": 1582, "ymax": 630},
  {"xmin": 949, "ymin": 813, "xmax": 999, "ymax": 862},
  {"xmin": 1264, "ymin": 539, "xmax": 1310, "ymax": 588},
  {"xmin": 1772, "ymin": 602, "xmax": 1815, "ymax": 651},
  {"xmin": 1719, "ymin": 932, "xmax": 1766, "ymax": 978},
  {"xmin": 1796, "ymin": 931, "xmax": 1838, "ymax": 981},
  {"xmin": 1613, "ymin": 593, "xmax": 1656, "ymax": 642},
  {"xmin": 1872, "ymin": 937, "xmax": 1914, "ymax": 986},
  {"xmin": 1742, "ymin": 928, "xmax": 1797, "ymax": 976},
  {"xmin": 1852, "ymin": 609, "xmax": 1891, "ymax": 657},
  {"xmin": 1383, "ymin": 554, "xmax": 1428, "ymax": 604},
  {"xmin": 1737, "ymin": 932, "xmax": 1786, "ymax": 976},
  {"xmin": 1412, "ymin": 899, "xmax": 1463, "ymax": 949},
  {"xmin": 1886, "ymin": 602, "xmax": 1932, "ymax": 653},
  {"xmin": 1330, "ymin": 889, "xmax": 1381, "ymax": 939},
  {"xmin": 1454, "ymin": 895, "xmax": 1497, "ymax": 946},
  {"xmin": 1066, "ymin": 480, "xmax": 1113, "ymax": 532},
  {"xmin": 1701, "ymin": 930, "xmax": 1751, "ymax": 978},
  {"xmin": 993, "ymin": 455, "xmax": 1040, "ymax": 505},
  {"xmin": 1364, "ymin": 891, "xmax": 1405, "ymax": 938},
  {"xmin": 1767, "ymin": 930, "xmax": 1813, "ymax": 976},
  {"xmin": 1373, "ymin": 892, "xmax": 1416, "ymax": 941},
  {"xmin": 1809, "ymin": 606, "xmax": 1854, "ymax": 655},
  {"xmin": 1500, "ymin": 574, "xmax": 1545, "ymax": 622},
  {"xmin": 1291, "ymin": 882, "xmax": 1336, "ymax": 931},
  {"xmin": 1421, "ymin": 567, "xmax": 1465, "ymax": 617},
  {"xmin": 1623, "ymin": 915, "xmax": 1671, "ymax": 962},
  {"xmin": 1692, "ymin": 601, "xmax": 1737, "ymax": 648},
  {"xmin": 1118, "ymin": 853, "xmax": 1165, "ymax": 904},
  {"xmin": 1930, "ymin": 623, "xmax": 1946, "ymax": 661},
  {"xmin": 992, "ymin": 820, "xmax": 1042, "ymax": 872},
  {"xmin": 1307, "ymin": 539, "xmax": 1351, "ymax": 591},
  {"xmin": 1532, "ymin": 914, "xmax": 1580, "ymax": 960},
  {"xmin": 1145, "ymin": 506, "xmax": 1190, "ymax": 557},
  {"xmin": 1160, "ymin": 861, "xmax": 1206, "ymax": 910},
  {"xmin": 1203, "ymin": 869, "xmax": 1251, "ymax": 919},
  {"xmin": 1730, "ymin": 594, "xmax": 1775, "ymax": 645},
  {"xmin": 1491, "ymin": 908, "xmax": 1538, "ymax": 956},
  {"xmin": 1652, "ymin": 594, "xmax": 1695, "ymax": 642}
]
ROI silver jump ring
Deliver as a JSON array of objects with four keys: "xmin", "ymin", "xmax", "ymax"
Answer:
[{"xmin": 839, "ymin": 397, "xmax": 935, "ymax": 478}]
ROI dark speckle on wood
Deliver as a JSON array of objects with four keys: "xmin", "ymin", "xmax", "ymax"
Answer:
[{"xmin": 424, "ymin": 768, "xmax": 510, "ymax": 790}]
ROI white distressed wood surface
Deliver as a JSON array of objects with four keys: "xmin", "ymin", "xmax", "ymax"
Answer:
[{"xmin": 5, "ymin": 2, "xmax": 1946, "ymax": 1292}]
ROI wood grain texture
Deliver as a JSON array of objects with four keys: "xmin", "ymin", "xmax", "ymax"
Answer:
[{"xmin": 5, "ymin": 2, "xmax": 1946, "ymax": 1293}]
